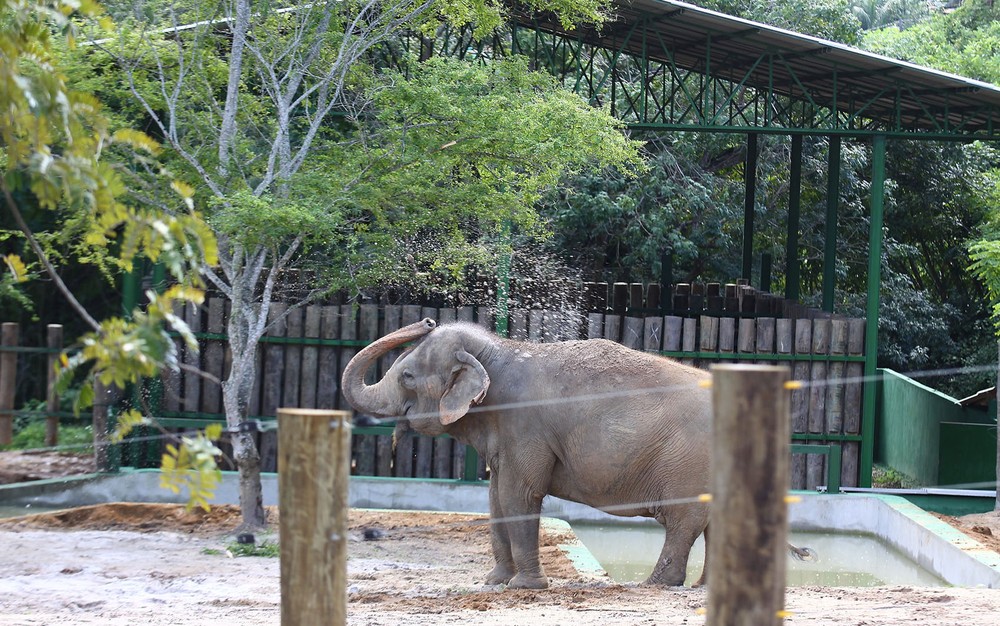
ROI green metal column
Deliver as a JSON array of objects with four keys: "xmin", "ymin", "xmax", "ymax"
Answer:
[
  {"xmin": 861, "ymin": 135, "xmax": 887, "ymax": 489},
  {"xmin": 494, "ymin": 220, "xmax": 511, "ymax": 338},
  {"xmin": 785, "ymin": 134, "xmax": 802, "ymax": 302},
  {"xmin": 122, "ymin": 260, "xmax": 141, "ymax": 317},
  {"xmin": 741, "ymin": 132, "xmax": 758, "ymax": 281},
  {"xmin": 823, "ymin": 136, "xmax": 842, "ymax": 313}
]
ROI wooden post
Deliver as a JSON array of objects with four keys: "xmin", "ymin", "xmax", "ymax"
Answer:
[
  {"xmin": 46, "ymin": 324, "xmax": 63, "ymax": 447},
  {"xmin": 92, "ymin": 381, "xmax": 115, "ymax": 471},
  {"xmin": 0, "ymin": 322, "xmax": 19, "ymax": 446},
  {"xmin": 278, "ymin": 408, "xmax": 351, "ymax": 626},
  {"xmin": 708, "ymin": 364, "xmax": 791, "ymax": 626}
]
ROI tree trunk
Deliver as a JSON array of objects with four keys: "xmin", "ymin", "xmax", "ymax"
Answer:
[
  {"xmin": 232, "ymin": 428, "xmax": 266, "ymax": 528},
  {"xmin": 996, "ymin": 340, "xmax": 999, "ymax": 512},
  {"xmin": 222, "ymin": 297, "xmax": 268, "ymax": 529}
]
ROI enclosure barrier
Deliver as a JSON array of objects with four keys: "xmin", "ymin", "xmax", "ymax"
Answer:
[{"xmin": 0, "ymin": 280, "xmax": 866, "ymax": 489}]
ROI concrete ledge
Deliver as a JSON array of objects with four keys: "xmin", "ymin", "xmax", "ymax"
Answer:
[{"xmin": 2, "ymin": 472, "xmax": 998, "ymax": 588}]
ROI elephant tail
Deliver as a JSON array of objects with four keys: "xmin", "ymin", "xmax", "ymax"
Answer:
[{"xmin": 788, "ymin": 543, "xmax": 818, "ymax": 562}]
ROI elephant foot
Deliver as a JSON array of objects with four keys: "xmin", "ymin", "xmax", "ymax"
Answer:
[
  {"xmin": 507, "ymin": 572, "xmax": 548, "ymax": 590},
  {"xmin": 644, "ymin": 563, "xmax": 686, "ymax": 587},
  {"xmin": 484, "ymin": 564, "xmax": 515, "ymax": 586}
]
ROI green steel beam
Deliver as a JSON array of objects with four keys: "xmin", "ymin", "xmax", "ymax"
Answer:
[
  {"xmin": 786, "ymin": 134, "xmax": 802, "ymax": 301},
  {"xmin": 741, "ymin": 132, "xmax": 758, "ymax": 280},
  {"xmin": 495, "ymin": 220, "xmax": 512, "ymax": 338},
  {"xmin": 861, "ymin": 135, "xmax": 887, "ymax": 489}
]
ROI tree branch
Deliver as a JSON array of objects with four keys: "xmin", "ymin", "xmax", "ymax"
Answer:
[{"xmin": 1, "ymin": 184, "xmax": 100, "ymax": 331}]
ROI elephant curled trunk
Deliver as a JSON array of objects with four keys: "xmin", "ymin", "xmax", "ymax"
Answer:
[{"xmin": 341, "ymin": 317, "xmax": 437, "ymax": 417}]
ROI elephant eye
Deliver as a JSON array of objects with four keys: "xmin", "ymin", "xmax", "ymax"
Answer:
[{"xmin": 401, "ymin": 370, "xmax": 416, "ymax": 389}]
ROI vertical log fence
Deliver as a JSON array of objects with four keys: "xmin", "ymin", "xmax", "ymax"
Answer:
[{"xmin": 0, "ymin": 280, "xmax": 867, "ymax": 490}]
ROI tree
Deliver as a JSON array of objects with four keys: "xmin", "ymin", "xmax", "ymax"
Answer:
[
  {"xmin": 1, "ymin": 0, "xmax": 217, "ymax": 495},
  {"xmin": 863, "ymin": 0, "xmax": 1000, "ymax": 84},
  {"xmin": 695, "ymin": 0, "xmax": 863, "ymax": 44},
  {"xmin": 967, "ymin": 177, "xmax": 1000, "ymax": 512},
  {"xmin": 83, "ymin": 0, "xmax": 639, "ymax": 529},
  {"xmin": 850, "ymin": 0, "xmax": 928, "ymax": 30}
]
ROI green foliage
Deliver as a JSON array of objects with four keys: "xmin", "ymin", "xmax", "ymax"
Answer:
[
  {"xmin": 57, "ymin": 284, "xmax": 204, "ymax": 397},
  {"xmin": 696, "ymin": 0, "xmax": 863, "ymax": 44},
  {"xmin": 160, "ymin": 423, "xmax": 224, "ymax": 512},
  {"xmin": 871, "ymin": 463, "xmax": 916, "ymax": 489},
  {"xmin": 339, "ymin": 56, "xmax": 643, "ymax": 287},
  {"xmin": 1, "ymin": 422, "xmax": 93, "ymax": 453},
  {"xmin": 970, "ymin": 241, "xmax": 1000, "ymax": 333},
  {"xmin": 850, "ymin": 0, "xmax": 929, "ymax": 31},
  {"xmin": 862, "ymin": 0, "xmax": 1000, "ymax": 84},
  {"xmin": 539, "ymin": 138, "xmax": 739, "ymax": 282},
  {"xmin": 223, "ymin": 538, "xmax": 280, "ymax": 558}
]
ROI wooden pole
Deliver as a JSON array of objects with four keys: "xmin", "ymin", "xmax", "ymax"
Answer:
[
  {"xmin": 92, "ymin": 381, "xmax": 111, "ymax": 471},
  {"xmin": 278, "ymin": 408, "xmax": 351, "ymax": 626},
  {"xmin": 46, "ymin": 324, "xmax": 63, "ymax": 447},
  {"xmin": 707, "ymin": 364, "xmax": 791, "ymax": 626},
  {"xmin": 0, "ymin": 322, "xmax": 19, "ymax": 446}
]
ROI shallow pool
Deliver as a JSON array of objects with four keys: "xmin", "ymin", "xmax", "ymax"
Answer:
[
  {"xmin": 570, "ymin": 522, "xmax": 946, "ymax": 587},
  {"xmin": 0, "ymin": 504, "xmax": 62, "ymax": 518}
]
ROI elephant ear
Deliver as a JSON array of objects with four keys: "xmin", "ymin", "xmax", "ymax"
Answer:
[{"xmin": 439, "ymin": 350, "xmax": 490, "ymax": 425}]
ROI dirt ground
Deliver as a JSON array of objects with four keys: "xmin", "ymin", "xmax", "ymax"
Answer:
[{"xmin": 2, "ymin": 451, "xmax": 1000, "ymax": 625}]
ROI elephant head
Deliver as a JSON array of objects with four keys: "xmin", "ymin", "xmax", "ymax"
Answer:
[{"xmin": 341, "ymin": 318, "xmax": 491, "ymax": 436}]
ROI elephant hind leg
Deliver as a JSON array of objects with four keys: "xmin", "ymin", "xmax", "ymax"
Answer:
[
  {"xmin": 645, "ymin": 504, "xmax": 707, "ymax": 587},
  {"xmin": 692, "ymin": 524, "xmax": 709, "ymax": 587}
]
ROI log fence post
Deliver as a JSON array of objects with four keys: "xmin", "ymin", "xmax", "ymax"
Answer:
[
  {"xmin": 278, "ymin": 408, "xmax": 351, "ymax": 626},
  {"xmin": 707, "ymin": 364, "xmax": 791, "ymax": 626},
  {"xmin": 46, "ymin": 324, "xmax": 63, "ymax": 447},
  {"xmin": 0, "ymin": 322, "xmax": 18, "ymax": 446}
]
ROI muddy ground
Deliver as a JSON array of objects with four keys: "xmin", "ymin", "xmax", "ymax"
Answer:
[{"xmin": 1, "ymin": 451, "xmax": 1000, "ymax": 625}]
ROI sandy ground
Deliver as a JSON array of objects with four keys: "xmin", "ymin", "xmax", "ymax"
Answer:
[{"xmin": 2, "ymin": 452, "xmax": 1000, "ymax": 625}]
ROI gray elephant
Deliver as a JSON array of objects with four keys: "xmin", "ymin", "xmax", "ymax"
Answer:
[{"xmin": 342, "ymin": 317, "xmax": 712, "ymax": 589}]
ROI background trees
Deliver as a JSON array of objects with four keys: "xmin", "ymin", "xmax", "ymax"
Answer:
[{"xmin": 62, "ymin": 0, "xmax": 640, "ymax": 528}]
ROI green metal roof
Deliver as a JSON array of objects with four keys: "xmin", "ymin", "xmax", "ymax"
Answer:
[{"xmin": 512, "ymin": 0, "xmax": 1000, "ymax": 139}]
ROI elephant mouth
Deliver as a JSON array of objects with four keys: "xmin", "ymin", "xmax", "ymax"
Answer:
[{"xmin": 391, "ymin": 420, "xmax": 411, "ymax": 452}]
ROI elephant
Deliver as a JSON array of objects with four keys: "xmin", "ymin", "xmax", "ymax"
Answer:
[{"xmin": 342, "ymin": 317, "xmax": 713, "ymax": 589}]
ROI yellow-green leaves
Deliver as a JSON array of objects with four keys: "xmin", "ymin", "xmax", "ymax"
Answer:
[
  {"xmin": 160, "ymin": 423, "xmax": 224, "ymax": 512},
  {"xmin": 110, "ymin": 408, "xmax": 151, "ymax": 443},
  {"xmin": 60, "ymin": 284, "xmax": 205, "ymax": 391},
  {"xmin": 3, "ymin": 254, "xmax": 29, "ymax": 283}
]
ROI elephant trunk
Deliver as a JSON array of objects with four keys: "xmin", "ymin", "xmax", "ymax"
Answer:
[{"xmin": 341, "ymin": 317, "xmax": 437, "ymax": 417}]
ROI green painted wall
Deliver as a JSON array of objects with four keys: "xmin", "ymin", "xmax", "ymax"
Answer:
[
  {"xmin": 939, "ymin": 422, "xmax": 997, "ymax": 489},
  {"xmin": 876, "ymin": 369, "xmax": 985, "ymax": 486}
]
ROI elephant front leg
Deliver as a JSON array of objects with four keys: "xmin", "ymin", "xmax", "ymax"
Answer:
[
  {"xmin": 483, "ymin": 470, "xmax": 548, "ymax": 589},
  {"xmin": 484, "ymin": 474, "xmax": 517, "ymax": 586}
]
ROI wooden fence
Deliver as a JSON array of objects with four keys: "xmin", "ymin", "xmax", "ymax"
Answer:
[{"xmin": 0, "ymin": 281, "xmax": 866, "ymax": 490}]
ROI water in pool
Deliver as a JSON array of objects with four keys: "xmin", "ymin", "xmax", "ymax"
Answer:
[
  {"xmin": 570, "ymin": 522, "xmax": 945, "ymax": 587},
  {"xmin": 0, "ymin": 504, "xmax": 62, "ymax": 518}
]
